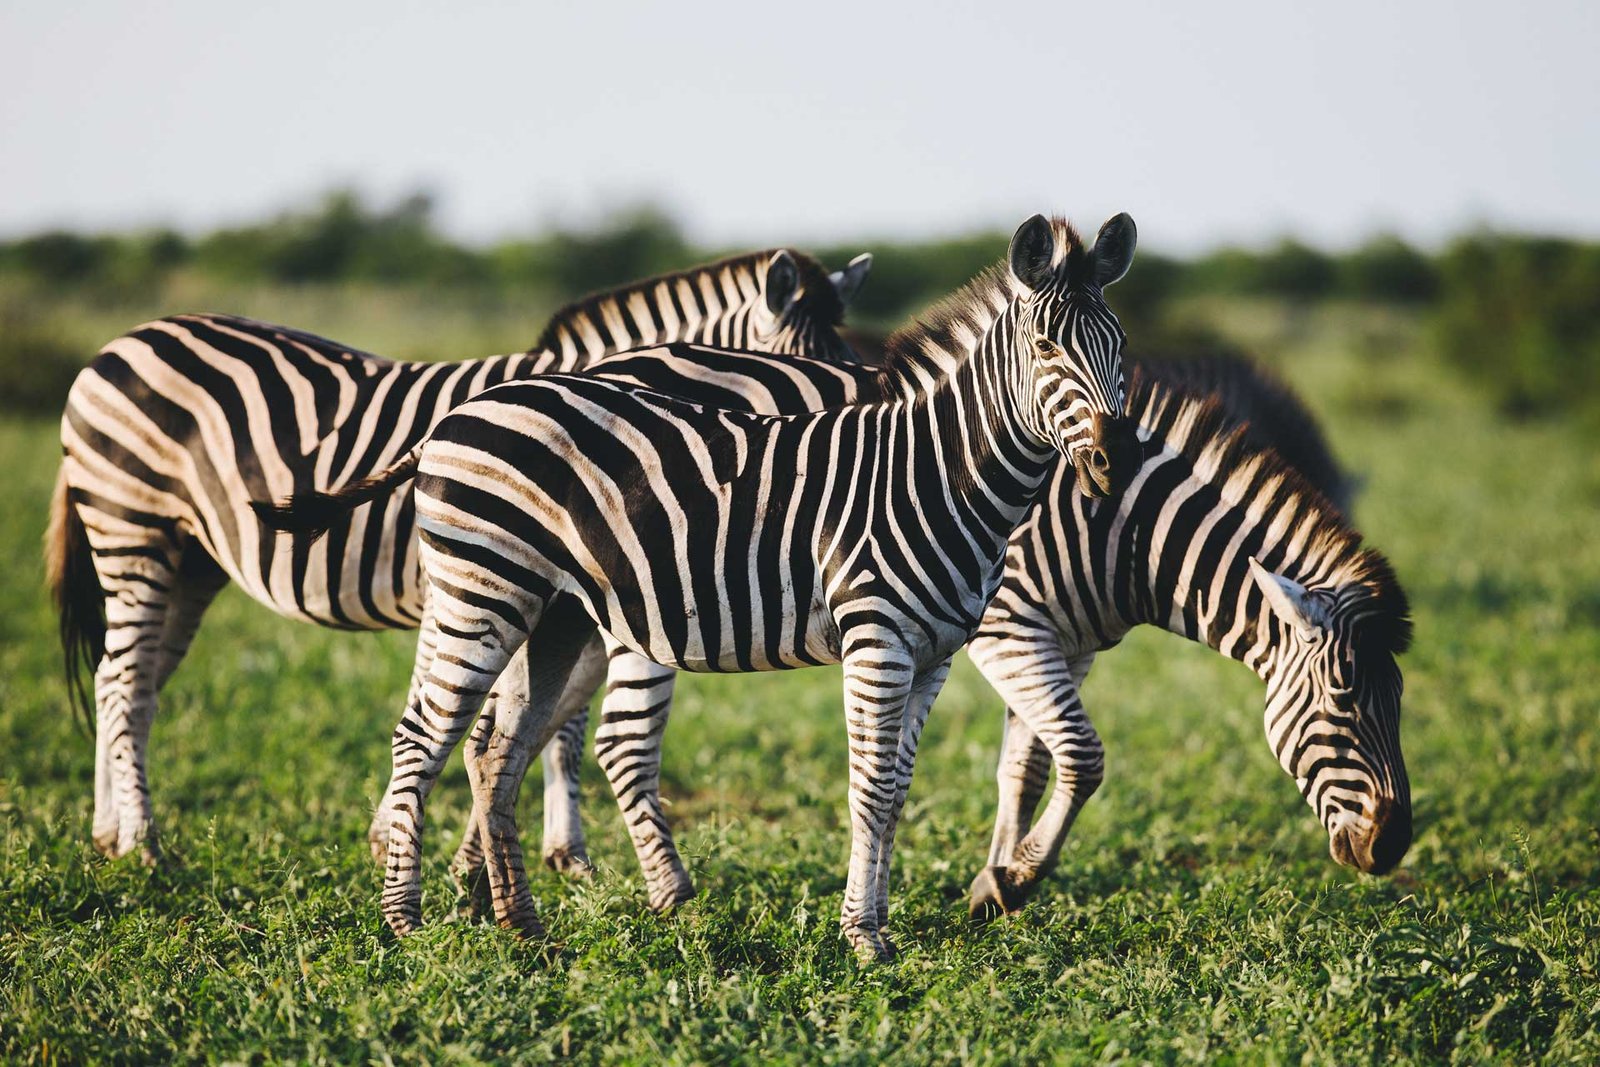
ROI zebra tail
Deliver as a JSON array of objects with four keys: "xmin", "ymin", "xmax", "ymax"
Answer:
[
  {"xmin": 46, "ymin": 466, "xmax": 104, "ymax": 735},
  {"xmin": 251, "ymin": 447, "xmax": 424, "ymax": 539}
]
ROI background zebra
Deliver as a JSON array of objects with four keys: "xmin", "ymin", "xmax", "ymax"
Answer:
[
  {"xmin": 965, "ymin": 365, "xmax": 1411, "ymax": 916},
  {"xmin": 259, "ymin": 212, "xmax": 1141, "ymax": 960},
  {"xmin": 49, "ymin": 246, "xmax": 873, "ymax": 864},
  {"xmin": 520, "ymin": 348, "xmax": 1362, "ymax": 911}
]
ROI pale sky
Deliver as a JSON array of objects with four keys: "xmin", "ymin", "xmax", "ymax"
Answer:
[{"xmin": 2, "ymin": 0, "xmax": 1596, "ymax": 253}]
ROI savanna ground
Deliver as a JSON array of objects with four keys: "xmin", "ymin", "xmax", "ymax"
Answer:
[{"xmin": 1, "ymin": 291, "xmax": 1597, "ymax": 1064}]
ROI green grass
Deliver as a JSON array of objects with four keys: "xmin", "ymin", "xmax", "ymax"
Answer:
[{"xmin": 2, "ymin": 304, "xmax": 1598, "ymax": 1064}]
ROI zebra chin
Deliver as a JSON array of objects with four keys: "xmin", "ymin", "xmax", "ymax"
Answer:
[
  {"xmin": 1071, "ymin": 412, "xmax": 1140, "ymax": 498},
  {"xmin": 1327, "ymin": 796, "xmax": 1412, "ymax": 876}
]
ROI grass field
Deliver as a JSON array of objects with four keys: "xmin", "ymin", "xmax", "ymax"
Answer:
[{"xmin": 1, "ymin": 301, "xmax": 1597, "ymax": 1063}]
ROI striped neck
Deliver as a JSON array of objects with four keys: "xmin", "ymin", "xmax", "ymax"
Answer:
[
  {"xmin": 1095, "ymin": 386, "xmax": 1389, "ymax": 675},
  {"xmin": 524, "ymin": 250, "xmax": 846, "ymax": 370}
]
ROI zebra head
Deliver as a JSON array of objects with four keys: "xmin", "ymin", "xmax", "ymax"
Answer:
[
  {"xmin": 1248, "ymin": 556, "xmax": 1413, "ymax": 875},
  {"xmin": 754, "ymin": 250, "xmax": 875, "ymax": 364},
  {"xmin": 1007, "ymin": 214, "xmax": 1141, "ymax": 498}
]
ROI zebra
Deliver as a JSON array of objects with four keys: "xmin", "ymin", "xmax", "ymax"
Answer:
[
  {"xmin": 517, "ymin": 348, "xmax": 1362, "ymax": 911},
  {"xmin": 257, "ymin": 212, "xmax": 1142, "ymax": 960},
  {"xmin": 48, "ymin": 246, "xmax": 874, "ymax": 865},
  {"xmin": 964, "ymin": 364, "xmax": 1411, "ymax": 917}
]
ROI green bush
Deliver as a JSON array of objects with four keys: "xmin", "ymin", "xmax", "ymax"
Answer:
[
  {"xmin": 0, "ymin": 298, "xmax": 85, "ymax": 413},
  {"xmin": 1433, "ymin": 232, "xmax": 1600, "ymax": 428}
]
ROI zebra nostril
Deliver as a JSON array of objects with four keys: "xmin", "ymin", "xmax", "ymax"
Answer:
[{"xmin": 1089, "ymin": 448, "xmax": 1110, "ymax": 471}]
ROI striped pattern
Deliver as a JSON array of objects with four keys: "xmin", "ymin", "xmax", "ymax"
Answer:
[
  {"xmin": 53, "ymin": 248, "xmax": 865, "ymax": 863},
  {"xmin": 965, "ymin": 367, "xmax": 1412, "ymax": 915},
  {"xmin": 520, "ymin": 354, "xmax": 1400, "ymax": 922},
  {"xmin": 269, "ymin": 213, "xmax": 1141, "ymax": 959}
]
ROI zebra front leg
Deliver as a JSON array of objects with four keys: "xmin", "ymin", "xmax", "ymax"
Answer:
[
  {"xmin": 381, "ymin": 594, "xmax": 529, "ymax": 937},
  {"xmin": 969, "ymin": 632, "xmax": 1102, "ymax": 916},
  {"xmin": 871, "ymin": 660, "xmax": 953, "ymax": 927},
  {"xmin": 838, "ymin": 641, "xmax": 916, "ymax": 963},
  {"xmin": 968, "ymin": 708, "xmax": 1053, "ymax": 920},
  {"xmin": 593, "ymin": 646, "xmax": 690, "ymax": 912}
]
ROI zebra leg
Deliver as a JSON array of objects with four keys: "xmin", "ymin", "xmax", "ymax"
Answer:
[
  {"xmin": 968, "ymin": 708, "xmax": 1053, "ymax": 920},
  {"xmin": 838, "ymin": 641, "xmax": 916, "ymax": 963},
  {"xmin": 872, "ymin": 660, "xmax": 953, "ymax": 926},
  {"xmin": 451, "ymin": 637, "xmax": 603, "ymax": 919},
  {"xmin": 593, "ymin": 645, "xmax": 689, "ymax": 913},
  {"xmin": 541, "ymin": 636, "xmax": 608, "ymax": 876},
  {"xmin": 449, "ymin": 701, "xmax": 496, "ymax": 920},
  {"xmin": 467, "ymin": 601, "xmax": 598, "ymax": 937},
  {"xmin": 90, "ymin": 535, "xmax": 180, "ymax": 864},
  {"xmin": 371, "ymin": 597, "xmax": 438, "ymax": 863},
  {"xmin": 381, "ymin": 590, "xmax": 533, "ymax": 937},
  {"xmin": 968, "ymin": 631, "xmax": 1102, "ymax": 916}
]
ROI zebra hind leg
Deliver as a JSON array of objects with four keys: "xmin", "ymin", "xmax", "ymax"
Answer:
[
  {"xmin": 541, "ymin": 636, "xmax": 607, "ymax": 877},
  {"xmin": 381, "ymin": 590, "xmax": 531, "ymax": 937},
  {"xmin": 371, "ymin": 599, "xmax": 439, "ymax": 863},
  {"xmin": 90, "ymin": 534, "xmax": 183, "ymax": 864},
  {"xmin": 466, "ymin": 600, "xmax": 598, "ymax": 938},
  {"xmin": 969, "ymin": 636, "xmax": 1103, "ymax": 919},
  {"xmin": 968, "ymin": 708, "xmax": 1052, "ymax": 921},
  {"xmin": 592, "ymin": 647, "xmax": 690, "ymax": 913}
]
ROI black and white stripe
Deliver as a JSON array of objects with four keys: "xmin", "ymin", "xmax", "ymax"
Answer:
[
  {"xmin": 259, "ymin": 212, "xmax": 1141, "ymax": 959},
  {"xmin": 965, "ymin": 366, "xmax": 1411, "ymax": 916},
  {"xmin": 51, "ymin": 247, "xmax": 869, "ymax": 863},
  {"xmin": 510, "ymin": 354, "xmax": 1398, "ymax": 922}
]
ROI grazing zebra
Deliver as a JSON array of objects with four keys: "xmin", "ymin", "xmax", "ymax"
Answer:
[
  {"xmin": 519, "ymin": 348, "xmax": 1361, "ymax": 909},
  {"xmin": 49, "ymin": 246, "xmax": 872, "ymax": 864},
  {"xmin": 258, "ymin": 212, "xmax": 1142, "ymax": 960},
  {"xmin": 964, "ymin": 365, "xmax": 1410, "ymax": 917}
]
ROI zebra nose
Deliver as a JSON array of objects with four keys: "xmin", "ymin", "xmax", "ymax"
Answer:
[
  {"xmin": 1359, "ymin": 797, "xmax": 1412, "ymax": 875},
  {"xmin": 1331, "ymin": 798, "xmax": 1412, "ymax": 875}
]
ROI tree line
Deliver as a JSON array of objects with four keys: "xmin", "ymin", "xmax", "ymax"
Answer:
[{"xmin": 2, "ymin": 190, "xmax": 1595, "ymax": 429}]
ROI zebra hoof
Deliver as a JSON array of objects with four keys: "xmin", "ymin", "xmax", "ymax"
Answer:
[
  {"xmin": 543, "ymin": 847, "xmax": 594, "ymax": 879},
  {"xmin": 842, "ymin": 925, "xmax": 897, "ymax": 964},
  {"xmin": 646, "ymin": 880, "xmax": 697, "ymax": 915},
  {"xmin": 497, "ymin": 911, "xmax": 548, "ymax": 942},
  {"xmin": 967, "ymin": 866, "xmax": 1030, "ymax": 923}
]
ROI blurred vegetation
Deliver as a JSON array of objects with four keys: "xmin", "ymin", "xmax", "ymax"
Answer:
[{"xmin": 1, "ymin": 188, "xmax": 1596, "ymax": 432}]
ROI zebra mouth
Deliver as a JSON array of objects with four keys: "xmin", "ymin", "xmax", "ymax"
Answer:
[
  {"xmin": 1328, "ymin": 801, "xmax": 1412, "ymax": 875},
  {"xmin": 1074, "ymin": 448, "xmax": 1115, "ymax": 498}
]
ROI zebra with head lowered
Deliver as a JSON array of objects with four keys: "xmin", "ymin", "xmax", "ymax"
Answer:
[
  {"xmin": 965, "ymin": 365, "xmax": 1411, "ymax": 916},
  {"xmin": 259, "ymin": 212, "xmax": 1142, "ymax": 960},
  {"xmin": 49, "ymin": 246, "xmax": 873, "ymax": 865}
]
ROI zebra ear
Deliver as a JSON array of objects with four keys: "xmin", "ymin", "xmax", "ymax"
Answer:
[
  {"xmin": 1008, "ymin": 214, "xmax": 1058, "ymax": 292},
  {"xmin": 1092, "ymin": 213, "xmax": 1137, "ymax": 287},
  {"xmin": 828, "ymin": 253, "xmax": 873, "ymax": 308},
  {"xmin": 1248, "ymin": 556, "xmax": 1330, "ymax": 638},
  {"xmin": 765, "ymin": 251, "xmax": 801, "ymax": 314}
]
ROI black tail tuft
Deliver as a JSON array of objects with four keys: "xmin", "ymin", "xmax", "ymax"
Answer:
[
  {"xmin": 46, "ymin": 468, "xmax": 105, "ymax": 736},
  {"xmin": 252, "ymin": 448, "xmax": 423, "ymax": 540}
]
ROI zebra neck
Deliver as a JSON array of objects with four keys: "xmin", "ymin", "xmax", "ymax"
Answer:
[
  {"xmin": 525, "ymin": 257, "xmax": 769, "ymax": 371},
  {"xmin": 1108, "ymin": 457, "xmax": 1287, "ymax": 676},
  {"xmin": 920, "ymin": 314, "xmax": 1060, "ymax": 541}
]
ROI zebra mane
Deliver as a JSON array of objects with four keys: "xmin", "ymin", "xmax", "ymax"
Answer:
[
  {"xmin": 1129, "ymin": 367, "xmax": 1412, "ymax": 654},
  {"xmin": 528, "ymin": 248, "xmax": 845, "ymax": 356},
  {"xmin": 874, "ymin": 217, "xmax": 1088, "ymax": 395}
]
